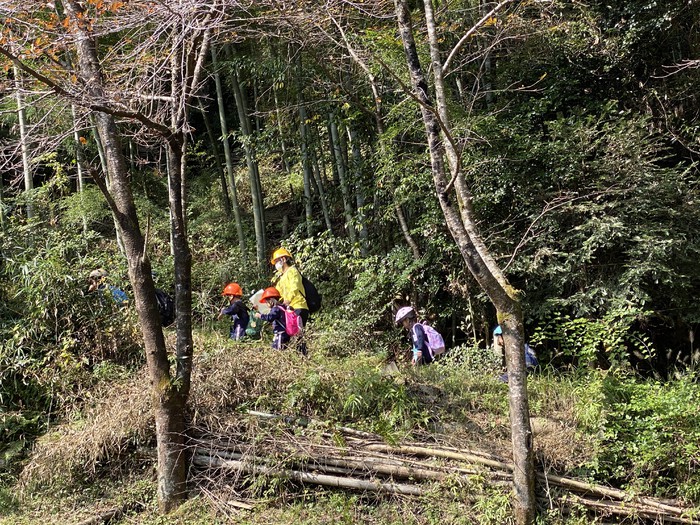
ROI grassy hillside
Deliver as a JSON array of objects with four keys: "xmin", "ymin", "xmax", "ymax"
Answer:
[{"xmin": 2, "ymin": 323, "xmax": 698, "ymax": 524}]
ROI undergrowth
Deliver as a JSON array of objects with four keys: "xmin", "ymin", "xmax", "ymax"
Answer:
[{"xmin": 2, "ymin": 330, "xmax": 699, "ymax": 524}]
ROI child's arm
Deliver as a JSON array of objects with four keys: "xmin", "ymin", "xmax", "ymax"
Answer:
[
  {"xmin": 219, "ymin": 303, "xmax": 235, "ymax": 319},
  {"xmin": 259, "ymin": 307, "xmax": 281, "ymax": 323}
]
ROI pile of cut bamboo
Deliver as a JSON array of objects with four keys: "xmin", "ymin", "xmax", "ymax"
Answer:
[{"xmin": 189, "ymin": 411, "xmax": 696, "ymax": 523}]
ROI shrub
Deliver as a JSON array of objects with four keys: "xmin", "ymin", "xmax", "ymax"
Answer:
[{"xmin": 574, "ymin": 372, "xmax": 700, "ymax": 500}]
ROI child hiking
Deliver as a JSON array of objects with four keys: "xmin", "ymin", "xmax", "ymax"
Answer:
[
  {"xmin": 395, "ymin": 306, "xmax": 444, "ymax": 366},
  {"xmin": 270, "ymin": 247, "xmax": 310, "ymax": 355},
  {"xmin": 218, "ymin": 282, "xmax": 249, "ymax": 341},
  {"xmin": 254, "ymin": 287, "xmax": 292, "ymax": 350}
]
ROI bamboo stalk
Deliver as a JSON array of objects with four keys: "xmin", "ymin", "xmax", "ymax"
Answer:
[
  {"xmin": 364, "ymin": 443, "xmax": 512, "ymax": 472},
  {"xmin": 191, "ymin": 436, "xmax": 694, "ymax": 521},
  {"xmin": 312, "ymin": 456, "xmax": 448, "ymax": 482},
  {"xmin": 365, "ymin": 443, "xmax": 689, "ymax": 517},
  {"xmin": 193, "ymin": 454, "xmax": 425, "ymax": 496},
  {"xmin": 538, "ymin": 471, "xmax": 689, "ymax": 516},
  {"xmin": 562, "ymin": 494, "xmax": 696, "ymax": 524}
]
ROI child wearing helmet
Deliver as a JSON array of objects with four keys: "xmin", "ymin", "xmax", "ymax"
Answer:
[
  {"xmin": 271, "ymin": 247, "xmax": 309, "ymax": 355},
  {"xmin": 218, "ymin": 282, "xmax": 249, "ymax": 341},
  {"xmin": 254, "ymin": 287, "xmax": 290, "ymax": 350},
  {"xmin": 395, "ymin": 306, "xmax": 434, "ymax": 366}
]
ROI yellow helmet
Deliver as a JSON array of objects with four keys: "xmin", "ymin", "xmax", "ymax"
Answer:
[{"xmin": 270, "ymin": 247, "xmax": 292, "ymax": 264}]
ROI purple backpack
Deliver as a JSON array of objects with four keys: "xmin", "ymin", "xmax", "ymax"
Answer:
[{"xmin": 414, "ymin": 323, "xmax": 446, "ymax": 357}]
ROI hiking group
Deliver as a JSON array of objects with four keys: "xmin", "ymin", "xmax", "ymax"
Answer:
[
  {"xmin": 218, "ymin": 247, "xmax": 320, "ymax": 355},
  {"xmin": 89, "ymin": 247, "xmax": 537, "ymax": 375}
]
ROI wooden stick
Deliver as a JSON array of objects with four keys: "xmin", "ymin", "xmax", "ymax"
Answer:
[{"xmin": 191, "ymin": 438, "xmax": 693, "ymax": 520}]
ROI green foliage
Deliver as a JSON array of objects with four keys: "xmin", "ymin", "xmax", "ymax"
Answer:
[
  {"xmin": 574, "ymin": 372, "xmax": 700, "ymax": 500},
  {"xmin": 284, "ymin": 362, "xmax": 428, "ymax": 436},
  {"xmin": 0, "ymin": 216, "xmax": 141, "ymax": 473},
  {"xmin": 531, "ymin": 307, "xmax": 654, "ymax": 368},
  {"xmin": 472, "ymin": 488, "xmax": 512, "ymax": 524},
  {"xmin": 60, "ymin": 185, "xmax": 112, "ymax": 229}
]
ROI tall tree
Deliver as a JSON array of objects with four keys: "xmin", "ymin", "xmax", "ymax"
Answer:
[
  {"xmin": 211, "ymin": 44, "xmax": 247, "ymax": 256},
  {"xmin": 392, "ymin": 0, "xmax": 535, "ymax": 522},
  {"xmin": 329, "ymin": 111, "xmax": 357, "ymax": 243},
  {"xmin": 230, "ymin": 58, "xmax": 267, "ymax": 264},
  {"xmin": 0, "ymin": 0, "xmax": 218, "ymax": 511},
  {"xmin": 331, "ymin": 17, "xmax": 422, "ymax": 258},
  {"xmin": 347, "ymin": 122, "xmax": 369, "ymax": 255},
  {"xmin": 295, "ymin": 54, "xmax": 316, "ymax": 237},
  {"xmin": 13, "ymin": 59, "xmax": 33, "ymax": 219},
  {"xmin": 197, "ymin": 98, "xmax": 232, "ymax": 218}
]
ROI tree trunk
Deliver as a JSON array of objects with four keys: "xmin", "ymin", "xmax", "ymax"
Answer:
[
  {"xmin": 230, "ymin": 63, "xmax": 267, "ymax": 264},
  {"xmin": 272, "ymin": 81, "xmax": 291, "ymax": 174},
  {"xmin": 70, "ymin": 104, "xmax": 88, "ymax": 233},
  {"xmin": 298, "ymin": 108, "xmax": 315, "ymax": 237},
  {"xmin": 197, "ymin": 98, "xmax": 232, "ymax": 218},
  {"xmin": 295, "ymin": 57, "xmax": 315, "ymax": 237},
  {"xmin": 346, "ymin": 123, "xmax": 369, "ymax": 255},
  {"xmin": 63, "ymin": 0, "xmax": 191, "ymax": 512},
  {"xmin": 394, "ymin": 0, "xmax": 535, "ymax": 523},
  {"xmin": 13, "ymin": 61, "xmax": 33, "ymax": 219},
  {"xmin": 310, "ymin": 127, "xmax": 333, "ymax": 232},
  {"xmin": 211, "ymin": 45, "xmax": 246, "ymax": 255},
  {"xmin": 90, "ymin": 114, "xmax": 125, "ymax": 255},
  {"xmin": 329, "ymin": 112, "xmax": 357, "ymax": 243},
  {"xmin": 335, "ymin": 27, "xmax": 422, "ymax": 258}
]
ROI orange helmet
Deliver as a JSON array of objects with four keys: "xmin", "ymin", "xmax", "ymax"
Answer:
[
  {"xmin": 270, "ymin": 247, "xmax": 292, "ymax": 264},
  {"xmin": 260, "ymin": 286, "xmax": 281, "ymax": 303},
  {"xmin": 222, "ymin": 282, "xmax": 243, "ymax": 297}
]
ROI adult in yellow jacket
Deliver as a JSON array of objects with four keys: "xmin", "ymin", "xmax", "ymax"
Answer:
[{"xmin": 271, "ymin": 247, "xmax": 309, "ymax": 354}]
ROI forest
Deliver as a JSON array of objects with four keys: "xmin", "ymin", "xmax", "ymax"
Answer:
[{"xmin": 0, "ymin": 0, "xmax": 699, "ymax": 523}]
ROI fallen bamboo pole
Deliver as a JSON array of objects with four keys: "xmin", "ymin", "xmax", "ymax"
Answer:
[
  {"xmin": 364, "ymin": 443, "xmax": 690, "ymax": 517},
  {"xmin": 363, "ymin": 443, "xmax": 512, "ymax": 472},
  {"xmin": 562, "ymin": 494, "xmax": 696, "ymax": 525},
  {"xmin": 194, "ymin": 446, "xmax": 512, "ymax": 485},
  {"xmin": 537, "ymin": 471, "xmax": 688, "ymax": 516},
  {"xmin": 191, "ymin": 434, "xmax": 694, "ymax": 522},
  {"xmin": 194, "ymin": 454, "xmax": 425, "ymax": 496}
]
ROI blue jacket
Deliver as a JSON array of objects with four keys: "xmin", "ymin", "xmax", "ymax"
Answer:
[
  {"xmin": 259, "ymin": 305, "xmax": 289, "ymax": 349},
  {"xmin": 221, "ymin": 299, "xmax": 249, "ymax": 339},
  {"xmin": 259, "ymin": 305, "xmax": 286, "ymax": 335},
  {"xmin": 410, "ymin": 323, "xmax": 434, "ymax": 365}
]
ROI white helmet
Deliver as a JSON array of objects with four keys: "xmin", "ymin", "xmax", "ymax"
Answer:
[
  {"xmin": 89, "ymin": 268, "xmax": 108, "ymax": 279},
  {"xmin": 395, "ymin": 306, "xmax": 415, "ymax": 324}
]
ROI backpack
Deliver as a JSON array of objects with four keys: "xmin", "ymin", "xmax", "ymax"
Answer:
[
  {"xmin": 282, "ymin": 306, "xmax": 301, "ymax": 336},
  {"xmin": 415, "ymin": 322, "xmax": 445, "ymax": 357},
  {"xmin": 301, "ymin": 274, "xmax": 322, "ymax": 314},
  {"xmin": 155, "ymin": 288, "xmax": 175, "ymax": 327},
  {"xmin": 245, "ymin": 315, "xmax": 263, "ymax": 339}
]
